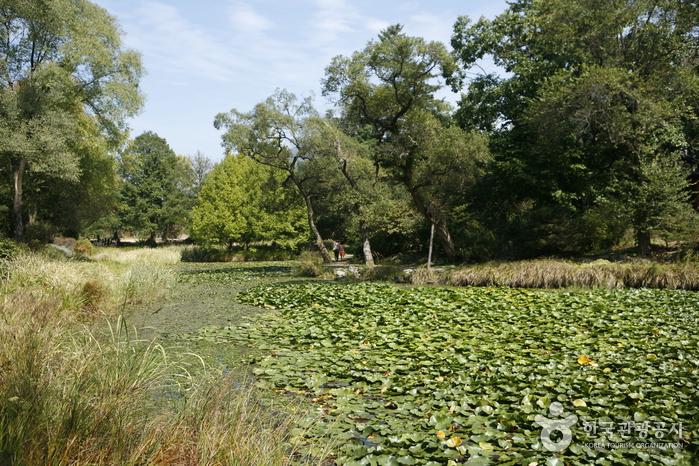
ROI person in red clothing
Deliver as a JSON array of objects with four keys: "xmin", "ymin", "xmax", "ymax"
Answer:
[
  {"xmin": 339, "ymin": 243, "xmax": 346, "ymax": 260},
  {"xmin": 332, "ymin": 241, "xmax": 340, "ymax": 261}
]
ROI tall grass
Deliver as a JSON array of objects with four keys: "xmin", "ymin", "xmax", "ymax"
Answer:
[
  {"xmin": 181, "ymin": 245, "xmax": 297, "ymax": 263},
  {"xmin": 438, "ymin": 259, "xmax": 699, "ymax": 290},
  {"xmin": 0, "ymin": 249, "xmax": 330, "ymax": 465}
]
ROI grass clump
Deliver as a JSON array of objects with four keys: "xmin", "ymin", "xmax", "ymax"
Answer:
[
  {"xmin": 444, "ymin": 258, "xmax": 699, "ymax": 290},
  {"xmin": 295, "ymin": 250, "xmax": 325, "ymax": 277}
]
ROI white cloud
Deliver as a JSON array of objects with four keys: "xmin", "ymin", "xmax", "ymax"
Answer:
[
  {"xmin": 227, "ymin": 2, "xmax": 274, "ymax": 34},
  {"xmin": 127, "ymin": 1, "xmax": 243, "ymax": 83}
]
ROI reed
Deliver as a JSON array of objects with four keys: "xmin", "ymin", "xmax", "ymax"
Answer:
[
  {"xmin": 443, "ymin": 259, "xmax": 699, "ymax": 290},
  {"xmin": 0, "ymin": 250, "xmax": 329, "ymax": 465}
]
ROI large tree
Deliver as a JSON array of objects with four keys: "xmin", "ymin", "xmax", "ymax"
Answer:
[
  {"xmin": 0, "ymin": 0, "xmax": 144, "ymax": 242},
  {"xmin": 452, "ymin": 0, "xmax": 699, "ymax": 255},
  {"xmin": 191, "ymin": 154, "xmax": 308, "ymax": 249},
  {"xmin": 215, "ymin": 89, "xmax": 334, "ymax": 263},
  {"xmin": 119, "ymin": 132, "xmax": 193, "ymax": 241},
  {"xmin": 322, "ymin": 25, "xmax": 489, "ymax": 261}
]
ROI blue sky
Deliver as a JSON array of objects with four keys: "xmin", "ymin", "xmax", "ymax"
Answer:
[{"xmin": 92, "ymin": 0, "xmax": 509, "ymax": 162}]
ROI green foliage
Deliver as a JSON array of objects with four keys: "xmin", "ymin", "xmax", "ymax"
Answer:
[
  {"xmin": 215, "ymin": 89, "xmax": 334, "ymax": 262},
  {"xmin": 192, "ymin": 282, "xmax": 698, "ymax": 464},
  {"xmin": 180, "ymin": 245, "xmax": 297, "ymax": 263},
  {"xmin": 191, "ymin": 153, "xmax": 308, "ymax": 249},
  {"xmin": 23, "ymin": 221, "xmax": 56, "ymax": 245},
  {"xmin": 452, "ymin": 0, "xmax": 699, "ymax": 256},
  {"xmin": 322, "ymin": 25, "xmax": 491, "ymax": 260},
  {"xmin": 0, "ymin": 0, "xmax": 144, "ymax": 242},
  {"xmin": 0, "ymin": 237, "xmax": 21, "ymax": 260},
  {"xmin": 119, "ymin": 132, "xmax": 194, "ymax": 239},
  {"xmin": 75, "ymin": 238, "xmax": 95, "ymax": 256}
]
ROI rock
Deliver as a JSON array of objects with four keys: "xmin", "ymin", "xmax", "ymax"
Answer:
[{"xmin": 334, "ymin": 268, "xmax": 347, "ymax": 278}]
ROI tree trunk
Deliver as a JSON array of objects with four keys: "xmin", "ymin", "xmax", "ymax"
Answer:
[
  {"xmin": 12, "ymin": 157, "xmax": 27, "ymax": 243},
  {"xmin": 637, "ymin": 230, "xmax": 652, "ymax": 257},
  {"xmin": 331, "ymin": 135, "xmax": 376, "ymax": 267},
  {"xmin": 400, "ymin": 151, "xmax": 458, "ymax": 262},
  {"xmin": 359, "ymin": 216, "xmax": 375, "ymax": 267},
  {"xmin": 427, "ymin": 222, "xmax": 435, "ymax": 270},
  {"xmin": 298, "ymin": 184, "xmax": 332, "ymax": 263},
  {"xmin": 404, "ymin": 183, "xmax": 458, "ymax": 261}
]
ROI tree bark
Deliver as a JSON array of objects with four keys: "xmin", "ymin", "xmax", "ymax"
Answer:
[
  {"xmin": 12, "ymin": 156, "xmax": 27, "ymax": 243},
  {"xmin": 403, "ymin": 168, "xmax": 458, "ymax": 261},
  {"xmin": 637, "ymin": 230, "xmax": 652, "ymax": 257},
  {"xmin": 358, "ymin": 217, "xmax": 375, "ymax": 267},
  {"xmin": 296, "ymin": 181, "xmax": 332, "ymax": 263}
]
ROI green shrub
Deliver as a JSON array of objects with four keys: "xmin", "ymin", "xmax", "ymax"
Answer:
[
  {"xmin": 295, "ymin": 250, "xmax": 324, "ymax": 277},
  {"xmin": 0, "ymin": 237, "xmax": 20, "ymax": 260},
  {"xmin": 23, "ymin": 222, "xmax": 56, "ymax": 245},
  {"xmin": 75, "ymin": 238, "xmax": 95, "ymax": 256},
  {"xmin": 182, "ymin": 245, "xmax": 297, "ymax": 263}
]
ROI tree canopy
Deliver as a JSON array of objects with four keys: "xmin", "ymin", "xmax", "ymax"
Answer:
[
  {"xmin": 0, "ymin": 0, "xmax": 144, "ymax": 242},
  {"xmin": 119, "ymin": 132, "xmax": 193, "ymax": 241},
  {"xmin": 451, "ymin": 0, "xmax": 699, "ymax": 255},
  {"xmin": 191, "ymin": 154, "xmax": 308, "ymax": 249}
]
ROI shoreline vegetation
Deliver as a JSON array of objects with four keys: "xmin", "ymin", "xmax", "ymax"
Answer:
[
  {"xmin": 407, "ymin": 258, "xmax": 699, "ymax": 291},
  {"xmin": 0, "ymin": 246, "xmax": 330, "ymax": 465},
  {"xmin": 2, "ymin": 244, "xmax": 699, "ymax": 463}
]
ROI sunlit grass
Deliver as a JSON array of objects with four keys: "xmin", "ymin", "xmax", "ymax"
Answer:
[
  {"xmin": 0, "ymin": 248, "xmax": 331, "ymax": 465},
  {"xmin": 435, "ymin": 259, "xmax": 699, "ymax": 290}
]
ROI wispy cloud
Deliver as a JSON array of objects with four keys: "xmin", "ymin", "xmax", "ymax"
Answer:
[
  {"xmin": 126, "ymin": 1, "xmax": 243, "ymax": 83},
  {"xmin": 227, "ymin": 1, "xmax": 274, "ymax": 34}
]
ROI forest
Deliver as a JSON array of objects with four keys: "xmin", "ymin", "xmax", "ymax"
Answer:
[{"xmin": 2, "ymin": 0, "xmax": 699, "ymax": 264}]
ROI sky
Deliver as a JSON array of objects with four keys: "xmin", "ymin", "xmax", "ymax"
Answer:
[{"xmin": 91, "ymin": 0, "xmax": 509, "ymax": 162}]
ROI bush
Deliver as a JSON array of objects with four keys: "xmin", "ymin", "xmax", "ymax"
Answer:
[
  {"xmin": 295, "ymin": 250, "xmax": 325, "ymax": 277},
  {"xmin": 181, "ymin": 245, "xmax": 297, "ymax": 262},
  {"xmin": 75, "ymin": 238, "xmax": 95, "ymax": 256},
  {"xmin": 23, "ymin": 222, "xmax": 56, "ymax": 245},
  {"xmin": 0, "ymin": 237, "xmax": 20, "ymax": 260}
]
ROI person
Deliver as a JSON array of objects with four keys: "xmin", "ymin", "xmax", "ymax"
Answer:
[
  {"xmin": 333, "ymin": 241, "xmax": 340, "ymax": 261},
  {"xmin": 339, "ymin": 243, "xmax": 346, "ymax": 260}
]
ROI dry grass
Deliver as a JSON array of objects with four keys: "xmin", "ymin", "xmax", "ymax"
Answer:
[
  {"xmin": 0, "ymin": 250, "xmax": 331, "ymax": 465},
  {"xmin": 92, "ymin": 245, "xmax": 184, "ymax": 266},
  {"xmin": 441, "ymin": 259, "xmax": 699, "ymax": 290}
]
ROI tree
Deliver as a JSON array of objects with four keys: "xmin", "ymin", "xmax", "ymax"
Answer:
[
  {"xmin": 322, "ymin": 25, "xmax": 489, "ymax": 261},
  {"xmin": 189, "ymin": 150, "xmax": 213, "ymax": 197},
  {"xmin": 29, "ymin": 114, "xmax": 120, "ymax": 238},
  {"xmin": 215, "ymin": 89, "xmax": 334, "ymax": 263},
  {"xmin": 191, "ymin": 154, "xmax": 308, "ymax": 249},
  {"xmin": 0, "ymin": 0, "xmax": 144, "ymax": 242},
  {"xmin": 119, "ymin": 132, "xmax": 193, "ymax": 241},
  {"xmin": 306, "ymin": 118, "xmax": 379, "ymax": 266},
  {"xmin": 452, "ymin": 0, "xmax": 699, "ymax": 255}
]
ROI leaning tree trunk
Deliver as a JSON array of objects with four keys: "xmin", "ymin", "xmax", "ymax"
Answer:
[
  {"xmin": 331, "ymin": 135, "xmax": 376, "ymax": 267},
  {"xmin": 404, "ymin": 179, "xmax": 458, "ymax": 262},
  {"xmin": 12, "ymin": 156, "xmax": 27, "ymax": 243},
  {"xmin": 297, "ymin": 184, "xmax": 332, "ymax": 263}
]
